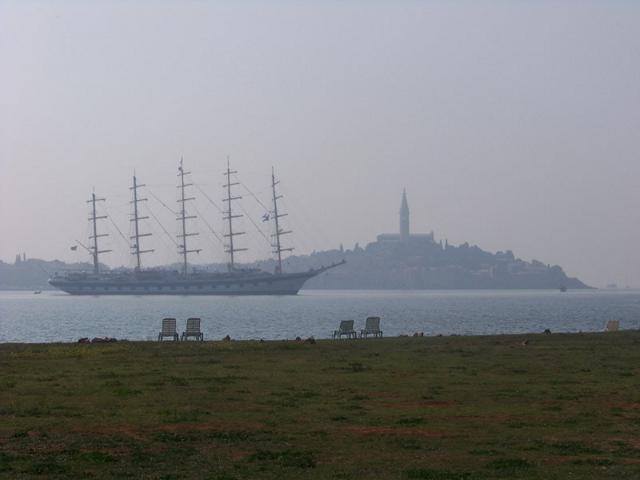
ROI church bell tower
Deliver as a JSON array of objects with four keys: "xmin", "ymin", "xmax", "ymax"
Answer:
[{"xmin": 400, "ymin": 189, "xmax": 410, "ymax": 242}]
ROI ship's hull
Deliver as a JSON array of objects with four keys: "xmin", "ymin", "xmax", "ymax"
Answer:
[{"xmin": 49, "ymin": 271, "xmax": 320, "ymax": 296}]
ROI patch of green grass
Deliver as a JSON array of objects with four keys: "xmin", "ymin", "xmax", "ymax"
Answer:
[
  {"xmin": 1, "ymin": 332, "xmax": 639, "ymax": 479},
  {"xmin": 469, "ymin": 449, "xmax": 501, "ymax": 456},
  {"xmin": 206, "ymin": 430, "xmax": 254, "ymax": 442},
  {"xmin": 113, "ymin": 386, "xmax": 143, "ymax": 397},
  {"xmin": 404, "ymin": 468, "xmax": 476, "ymax": 479},
  {"xmin": 27, "ymin": 457, "xmax": 70, "ymax": 475},
  {"xmin": 571, "ymin": 458, "xmax": 616, "ymax": 466},
  {"xmin": 154, "ymin": 431, "xmax": 199, "ymax": 443},
  {"xmin": 248, "ymin": 449, "xmax": 316, "ymax": 469},
  {"xmin": 0, "ymin": 452, "xmax": 16, "ymax": 473},
  {"xmin": 393, "ymin": 438, "xmax": 429, "ymax": 451},
  {"xmin": 211, "ymin": 375, "xmax": 249, "ymax": 384},
  {"xmin": 169, "ymin": 376, "xmax": 189, "ymax": 386},
  {"xmin": 612, "ymin": 441, "xmax": 640, "ymax": 458},
  {"xmin": 396, "ymin": 417, "xmax": 425, "ymax": 425},
  {"xmin": 551, "ymin": 441, "xmax": 603, "ymax": 456},
  {"xmin": 1, "ymin": 378, "xmax": 17, "ymax": 389},
  {"xmin": 346, "ymin": 362, "xmax": 367, "ymax": 372},
  {"xmin": 80, "ymin": 451, "xmax": 117, "ymax": 464},
  {"xmin": 485, "ymin": 458, "xmax": 533, "ymax": 471}
]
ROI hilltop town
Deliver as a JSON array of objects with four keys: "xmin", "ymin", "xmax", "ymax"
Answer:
[
  {"xmin": 273, "ymin": 191, "xmax": 589, "ymax": 290},
  {"xmin": 1, "ymin": 191, "xmax": 588, "ymax": 291}
]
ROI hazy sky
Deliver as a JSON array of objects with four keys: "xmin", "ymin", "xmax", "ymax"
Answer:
[{"xmin": 1, "ymin": 1, "xmax": 639, "ymax": 287}]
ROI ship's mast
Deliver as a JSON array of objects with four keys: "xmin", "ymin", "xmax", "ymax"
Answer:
[
  {"xmin": 130, "ymin": 174, "xmax": 154, "ymax": 271},
  {"xmin": 271, "ymin": 167, "xmax": 293, "ymax": 274},
  {"xmin": 87, "ymin": 191, "xmax": 111, "ymax": 274},
  {"xmin": 177, "ymin": 159, "xmax": 200, "ymax": 276},
  {"xmin": 223, "ymin": 157, "xmax": 246, "ymax": 272}
]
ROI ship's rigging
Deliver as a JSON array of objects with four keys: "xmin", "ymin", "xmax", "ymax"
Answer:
[
  {"xmin": 177, "ymin": 159, "xmax": 201, "ymax": 275},
  {"xmin": 53, "ymin": 160, "xmax": 345, "ymax": 296},
  {"xmin": 87, "ymin": 192, "xmax": 111, "ymax": 274},
  {"xmin": 130, "ymin": 175, "xmax": 154, "ymax": 271},
  {"xmin": 223, "ymin": 157, "xmax": 248, "ymax": 272},
  {"xmin": 271, "ymin": 167, "xmax": 293, "ymax": 274},
  {"xmin": 73, "ymin": 160, "xmax": 332, "ymax": 276}
]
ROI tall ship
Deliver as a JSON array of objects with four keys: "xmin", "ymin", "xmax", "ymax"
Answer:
[{"xmin": 49, "ymin": 160, "xmax": 344, "ymax": 295}]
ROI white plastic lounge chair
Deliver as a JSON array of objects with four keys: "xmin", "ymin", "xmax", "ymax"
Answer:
[
  {"xmin": 181, "ymin": 317, "xmax": 204, "ymax": 341},
  {"xmin": 158, "ymin": 318, "xmax": 179, "ymax": 342},
  {"xmin": 604, "ymin": 320, "xmax": 620, "ymax": 332},
  {"xmin": 360, "ymin": 316, "xmax": 383, "ymax": 338},
  {"xmin": 333, "ymin": 320, "xmax": 357, "ymax": 339}
]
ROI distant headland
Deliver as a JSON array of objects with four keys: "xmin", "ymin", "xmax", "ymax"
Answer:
[
  {"xmin": 1, "ymin": 190, "xmax": 589, "ymax": 291},
  {"xmin": 295, "ymin": 190, "xmax": 590, "ymax": 290}
]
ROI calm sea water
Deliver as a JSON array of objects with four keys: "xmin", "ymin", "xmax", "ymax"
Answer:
[{"xmin": 1, "ymin": 289, "xmax": 639, "ymax": 343}]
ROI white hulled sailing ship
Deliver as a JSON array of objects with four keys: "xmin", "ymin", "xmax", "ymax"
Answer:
[{"xmin": 49, "ymin": 160, "xmax": 344, "ymax": 295}]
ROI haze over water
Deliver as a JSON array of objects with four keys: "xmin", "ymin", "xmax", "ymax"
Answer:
[
  {"xmin": 2, "ymin": 289, "xmax": 639, "ymax": 343},
  {"xmin": 2, "ymin": 2, "xmax": 640, "ymax": 289}
]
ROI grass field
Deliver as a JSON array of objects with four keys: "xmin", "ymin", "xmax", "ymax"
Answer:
[{"xmin": 1, "ymin": 332, "xmax": 640, "ymax": 479}]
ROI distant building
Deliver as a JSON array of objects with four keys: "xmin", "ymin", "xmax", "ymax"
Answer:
[
  {"xmin": 376, "ymin": 190, "xmax": 434, "ymax": 244},
  {"xmin": 400, "ymin": 188, "xmax": 410, "ymax": 241}
]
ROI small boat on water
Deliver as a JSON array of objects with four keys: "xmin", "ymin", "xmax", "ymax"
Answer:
[
  {"xmin": 33, "ymin": 290, "xmax": 42, "ymax": 294},
  {"xmin": 49, "ymin": 160, "xmax": 345, "ymax": 296}
]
